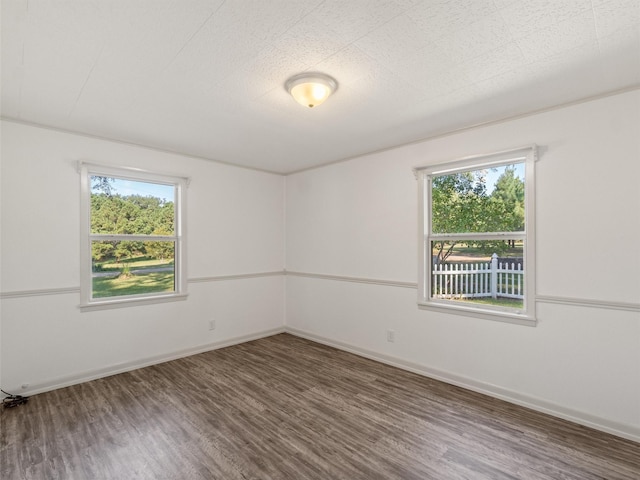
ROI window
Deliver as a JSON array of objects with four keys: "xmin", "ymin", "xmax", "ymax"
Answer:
[
  {"xmin": 79, "ymin": 163, "xmax": 188, "ymax": 310},
  {"xmin": 415, "ymin": 146, "xmax": 536, "ymax": 325}
]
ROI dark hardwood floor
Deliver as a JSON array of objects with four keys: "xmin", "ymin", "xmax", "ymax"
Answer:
[{"xmin": 1, "ymin": 333, "xmax": 638, "ymax": 479}]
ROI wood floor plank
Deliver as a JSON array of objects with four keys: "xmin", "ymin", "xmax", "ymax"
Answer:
[{"xmin": 1, "ymin": 333, "xmax": 638, "ymax": 479}]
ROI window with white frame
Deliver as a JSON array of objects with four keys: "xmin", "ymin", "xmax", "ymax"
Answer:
[
  {"xmin": 415, "ymin": 146, "xmax": 536, "ymax": 325},
  {"xmin": 79, "ymin": 163, "xmax": 188, "ymax": 310}
]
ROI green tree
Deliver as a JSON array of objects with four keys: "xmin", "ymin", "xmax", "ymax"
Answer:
[
  {"xmin": 114, "ymin": 241, "xmax": 142, "ymax": 263},
  {"xmin": 431, "ymin": 169, "xmax": 513, "ymax": 264},
  {"xmin": 490, "ymin": 166, "xmax": 525, "ymax": 245},
  {"xmin": 91, "ymin": 176, "xmax": 114, "ymax": 196},
  {"xmin": 90, "ymin": 188, "xmax": 174, "ymax": 263},
  {"xmin": 145, "ymin": 227, "xmax": 175, "ymax": 261},
  {"xmin": 91, "ymin": 241, "xmax": 114, "ymax": 262}
]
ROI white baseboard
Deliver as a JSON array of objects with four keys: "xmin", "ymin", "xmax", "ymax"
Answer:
[
  {"xmin": 285, "ymin": 327, "xmax": 640, "ymax": 444},
  {"xmin": 12, "ymin": 327, "xmax": 286, "ymax": 398}
]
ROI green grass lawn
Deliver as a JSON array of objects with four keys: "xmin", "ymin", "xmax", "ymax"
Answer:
[
  {"xmin": 95, "ymin": 256, "xmax": 173, "ymax": 271},
  {"xmin": 461, "ymin": 297, "xmax": 523, "ymax": 308},
  {"xmin": 93, "ymin": 272, "xmax": 174, "ymax": 298},
  {"xmin": 434, "ymin": 242, "xmax": 524, "ymax": 259},
  {"xmin": 432, "ymin": 295, "xmax": 523, "ymax": 309}
]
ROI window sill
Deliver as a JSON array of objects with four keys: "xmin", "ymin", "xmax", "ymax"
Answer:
[
  {"xmin": 418, "ymin": 300, "xmax": 537, "ymax": 327},
  {"xmin": 80, "ymin": 293, "xmax": 188, "ymax": 312}
]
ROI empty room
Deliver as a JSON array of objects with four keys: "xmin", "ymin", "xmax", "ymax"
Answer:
[{"xmin": 1, "ymin": 1, "xmax": 639, "ymax": 479}]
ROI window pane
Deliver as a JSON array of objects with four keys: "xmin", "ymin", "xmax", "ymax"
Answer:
[
  {"xmin": 91, "ymin": 240, "xmax": 175, "ymax": 298},
  {"xmin": 90, "ymin": 176, "xmax": 175, "ymax": 235},
  {"xmin": 430, "ymin": 240, "xmax": 524, "ymax": 310},
  {"xmin": 431, "ymin": 163, "xmax": 525, "ymax": 234}
]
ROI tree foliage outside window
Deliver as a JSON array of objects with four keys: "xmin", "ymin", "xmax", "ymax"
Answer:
[
  {"xmin": 431, "ymin": 165, "xmax": 525, "ymax": 264},
  {"xmin": 90, "ymin": 185, "xmax": 175, "ymax": 263}
]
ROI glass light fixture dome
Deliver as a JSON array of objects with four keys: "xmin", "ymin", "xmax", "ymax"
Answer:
[{"xmin": 285, "ymin": 72, "xmax": 338, "ymax": 108}]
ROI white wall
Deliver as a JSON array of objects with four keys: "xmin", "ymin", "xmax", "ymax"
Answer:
[
  {"xmin": 0, "ymin": 121, "xmax": 285, "ymax": 393},
  {"xmin": 285, "ymin": 90, "xmax": 640, "ymax": 441}
]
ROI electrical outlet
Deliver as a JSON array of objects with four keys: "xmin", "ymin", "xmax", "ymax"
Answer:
[
  {"xmin": 386, "ymin": 330, "xmax": 395, "ymax": 343},
  {"xmin": 208, "ymin": 320, "xmax": 216, "ymax": 331}
]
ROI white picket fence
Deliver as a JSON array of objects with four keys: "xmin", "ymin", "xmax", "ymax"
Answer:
[{"xmin": 432, "ymin": 253, "xmax": 524, "ymax": 300}]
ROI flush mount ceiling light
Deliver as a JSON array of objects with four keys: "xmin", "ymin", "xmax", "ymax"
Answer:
[{"xmin": 285, "ymin": 72, "xmax": 338, "ymax": 108}]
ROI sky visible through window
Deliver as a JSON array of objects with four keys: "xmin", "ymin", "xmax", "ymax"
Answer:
[
  {"xmin": 91, "ymin": 177, "xmax": 174, "ymax": 202},
  {"xmin": 484, "ymin": 163, "xmax": 524, "ymax": 194}
]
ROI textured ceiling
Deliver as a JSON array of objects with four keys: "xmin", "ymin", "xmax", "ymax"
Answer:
[{"xmin": 2, "ymin": 0, "xmax": 639, "ymax": 173}]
